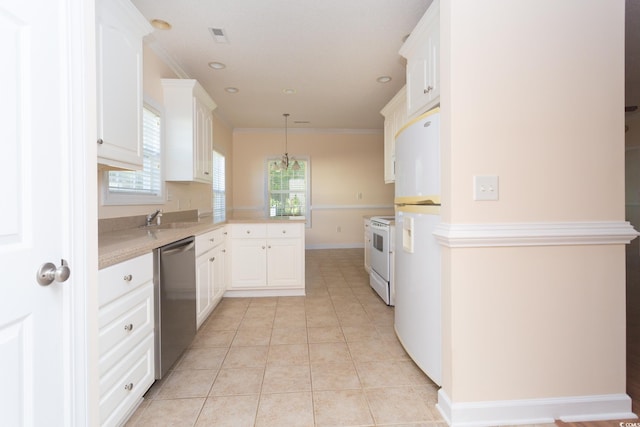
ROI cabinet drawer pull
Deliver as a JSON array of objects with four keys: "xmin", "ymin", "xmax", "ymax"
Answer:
[
  {"xmin": 97, "ymin": 138, "xmax": 104, "ymax": 145},
  {"xmin": 262, "ymin": 246, "xmax": 265, "ymax": 249},
  {"xmin": 224, "ymin": 231, "xmax": 228, "ymax": 235},
  {"xmin": 268, "ymin": 245, "xmax": 272, "ymax": 249},
  {"xmin": 124, "ymin": 323, "xmax": 134, "ymax": 332},
  {"xmin": 204, "ymin": 171, "xmax": 210, "ymax": 175},
  {"xmin": 222, "ymin": 249, "xmax": 226, "ymax": 253},
  {"xmin": 124, "ymin": 383, "xmax": 134, "ymax": 391},
  {"xmin": 123, "ymin": 274, "xmax": 133, "ymax": 282},
  {"xmin": 282, "ymin": 230, "xmax": 286, "ymax": 234},
  {"xmin": 424, "ymin": 85, "xmax": 433, "ymax": 94},
  {"xmin": 209, "ymin": 238, "xmax": 215, "ymax": 242},
  {"xmin": 209, "ymin": 257, "xmax": 215, "ymax": 262},
  {"xmin": 246, "ymin": 230, "xmax": 251, "ymax": 234}
]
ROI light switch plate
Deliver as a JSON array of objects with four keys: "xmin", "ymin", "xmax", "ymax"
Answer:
[{"xmin": 474, "ymin": 175, "xmax": 499, "ymax": 201}]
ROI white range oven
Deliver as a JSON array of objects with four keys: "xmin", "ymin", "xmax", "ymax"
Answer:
[{"xmin": 369, "ymin": 216, "xmax": 395, "ymax": 305}]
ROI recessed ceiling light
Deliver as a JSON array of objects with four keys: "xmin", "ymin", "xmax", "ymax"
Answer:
[
  {"xmin": 208, "ymin": 61, "xmax": 226, "ymax": 70},
  {"xmin": 150, "ymin": 19, "xmax": 172, "ymax": 30},
  {"xmin": 282, "ymin": 88, "xmax": 296, "ymax": 95},
  {"xmin": 224, "ymin": 87, "xmax": 239, "ymax": 93},
  {"xmin": 376, "ymin": 76, "xmax": 392, "ymax": 84}
]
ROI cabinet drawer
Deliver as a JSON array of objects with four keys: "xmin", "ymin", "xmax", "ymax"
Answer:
[
  {"xmin": 229, "ymin": 223, "xmax": 267, "ymax": 238},
  {"xmin": 196, "ymin": 226, "xmax": 226, "ymax": 255},
  {"xmin": 99, "ymin": 333, "xmax": 155, "ymax": 427},
  {"xmin": 99, "ymin": 253, "xmax": 153, "ymax": 307},
  {"xmin": 99, "ymin": 282, "xmax": 154, "ymax": 375},
  {"xmin": 267, "ymin": 223, "xmax": 302, "ymax": 238}
]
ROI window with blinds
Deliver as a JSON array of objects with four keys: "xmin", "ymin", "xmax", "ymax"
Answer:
[
  {"xmin": 103, "ymin": 105, "xmax": 163, "ymax": 205},
  {"xmin": 212, "ymin": 150, "xmax": 226, "ymax": 222},
  {"xmin": 267, "ymin": 158, "xmax": 309, "ymax": 222}
]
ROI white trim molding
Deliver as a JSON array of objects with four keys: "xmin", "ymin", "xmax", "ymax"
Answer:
[
  {"xmin": 224, "ymin": 289, "xmax": 305, "ymax": 298},
  {"xmin": 306, "ymin": 243, "xmax": 365, "ymax": 250},
  {"xmin": 233, "ymin": 127, "xmax": 382, "ymax": 135},
  {"xmin": 433, "ymin": 221, "xmax": 638, "ymax": 248},
  {"xmin": 311, "ymin": 204, "xmax": 394, "ymax": 211},
  {"xmin": 437, "ymin": 389, "xmax": 636, "ymax": 426}
]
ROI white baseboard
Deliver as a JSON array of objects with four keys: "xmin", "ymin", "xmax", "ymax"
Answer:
[
  {"xmin": 223, "ymin": 289, "xmax": 305, "ymax": 298},
  {"xmin": 437, "ymin": 389, "xmax": 637, "ymax": 426},
  {"xmin": 306, "ymin": 243, "xmax": 364, "ymax": 249}
]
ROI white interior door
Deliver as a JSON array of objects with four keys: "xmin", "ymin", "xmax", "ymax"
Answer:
[{"xmin": 0, "ymin": 0, "xmax": 93, "ymax": 425}]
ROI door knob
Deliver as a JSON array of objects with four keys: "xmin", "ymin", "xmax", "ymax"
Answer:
[{"xmin": 36, "ymin": 259, "xmax": 71, "ymax": 286}]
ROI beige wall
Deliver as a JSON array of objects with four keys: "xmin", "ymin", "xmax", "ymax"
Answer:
[
  {"xmin": 232, "ymin": 129, "xmax": 394, "ymax": 247},
  {"xmin": 440, "ymin": 0, "xmax": 627, "ymax": 404},
  {"xmin": 98, "ymin": 45, "xmax": 233, "ymax": 219}
]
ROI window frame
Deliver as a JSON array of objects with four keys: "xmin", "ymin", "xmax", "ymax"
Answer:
[
  {"xmin": 212, "ymin": 149, "xmax": 226, "ymax": 223},
  {"xmin": 265, "ymin": 156, "xmax": 311, "ymax": 227},
  {"xmin": 101, "ymin": 98, "xmax": 165, "ymax": 206}
]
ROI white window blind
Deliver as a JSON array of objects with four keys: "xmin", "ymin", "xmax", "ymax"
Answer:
[
  {"xmin": 104, "ymin": 105, "xmax": 163, "ymax": 205},
  {"xmin": 267, "ymin": 158, "xmax": 309, "ymax": 220},
  {"xmin": 212, "ymin": 150, "xmax": 226, "ymax": 222}
]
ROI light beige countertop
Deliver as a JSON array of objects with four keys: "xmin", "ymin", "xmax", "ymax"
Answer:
[
  {"xmin": 98, "ymin": 218, "xmax": 222, "ymax": 269},
  {"xmin": 98, "ymin": 215, "xmax": 306, "ymax": 269}
]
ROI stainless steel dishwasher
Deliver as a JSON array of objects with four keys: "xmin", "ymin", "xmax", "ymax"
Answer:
[{"xmin": 153, "ymin": 236, "xmax": 196, "ymax": 379}]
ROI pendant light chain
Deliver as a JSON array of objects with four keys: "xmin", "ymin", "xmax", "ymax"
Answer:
[
  {"xmin": 272, "ymin": 113, "xmax": 300, "ymax": 171},
  {"xmin": 283, "ymin": 113, "xmax": 290, "ymax": 169}
]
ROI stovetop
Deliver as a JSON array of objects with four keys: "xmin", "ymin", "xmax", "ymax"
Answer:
[{"xmin": 370, "ymin": 216, "xmax": 395, "ymax": 225}]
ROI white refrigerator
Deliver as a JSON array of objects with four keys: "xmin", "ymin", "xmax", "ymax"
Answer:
[{"xmin": 394, "ymin": 107, "xmax": 442, "ymax": 386}]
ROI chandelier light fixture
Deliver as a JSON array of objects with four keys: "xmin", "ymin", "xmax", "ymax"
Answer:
[{"xmin": 273, "ymin": 113, "xmax": 300, "ymax": 171}]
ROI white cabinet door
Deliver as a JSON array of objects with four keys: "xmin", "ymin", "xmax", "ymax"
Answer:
[
  {"xmin": 162, "ymin": 79, "xmax": 216, "ymax": 183},
  {"xmin": 0, "ymin": 0, "xmax": 93, "ymax": 424},
  {"xmin": 194, "ymin": 97, "xmax": 213, "ymax": 181},
  {"xmin": 195, "ymin": 251, "xmax": 213, "ymax": 328},
  {"xmin": 401, "ymin": 0, "xmax": 439, "ymax": 118},
  {"xmin": 267, "ymin": 238, "xmax": 302, "ymax": 287},
  {"xmin": 212, "ymin": 244, "xmax": 226, "ymax": 301},
  {"xmin": 230, "ymin": 239, "xmax": 267, "ymax": 287},
  {"xmin": 96, "ymin": 0, "xmax": 151, "ymax": 170},
  {"xmin": 380, "ymin": 86, "xmax": 406, "ymax": 184}
]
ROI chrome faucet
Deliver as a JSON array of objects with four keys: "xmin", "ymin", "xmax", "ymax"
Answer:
[{"xmin": 146, "ymin": 209, "xmax": 162, "ymax": 226}]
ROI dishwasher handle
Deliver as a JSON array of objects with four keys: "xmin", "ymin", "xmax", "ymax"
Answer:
[{"xmin": 159, "ymin": 237, "xmax": 195, "ymax": 256}]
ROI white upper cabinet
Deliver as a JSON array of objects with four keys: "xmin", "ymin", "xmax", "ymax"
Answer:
[
  {"xmin": 380, "ymin": 86, "xmax": 407, "ymax": 184},
  {"xmin": 96, "ymin": 0, "xmax": 152, "ymax": 170},
  {"xmin": 161, "ymin": 79, "xmax": 217, "ymax": 183},
  {"xmin": 400, "ymin": 0, "xmax": 440, "ymax": 119}
]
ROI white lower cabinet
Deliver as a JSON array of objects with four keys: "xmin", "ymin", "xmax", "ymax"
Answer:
[
  {"xmin": 195, "ymin": 227, "xmax": 226, "ymax": 328},
  {"xmin": 227, "ymin": 222, "xmax": 305, "ymax": 296},
  {"xmin": 98, "ymin": 252, "xmax": 154, "ymax": 427}
]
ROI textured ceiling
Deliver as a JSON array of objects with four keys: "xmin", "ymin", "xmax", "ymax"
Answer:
[
  {"xmin": 132, "ymin": 0, "xmax": 636, "ymax": 129},
  {"xmin": 132, "ymin": 0, "xmax": 432, "ymax": 130}
]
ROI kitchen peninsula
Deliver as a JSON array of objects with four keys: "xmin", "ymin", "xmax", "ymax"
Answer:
[{"xmin": 98, "ymin": 210, "xmax": 306, "ymax": 296}]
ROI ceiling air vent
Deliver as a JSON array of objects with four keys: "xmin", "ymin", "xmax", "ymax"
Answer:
[{"xmin": 209, "ymin": 27, "xmax": 229, "ymax": 43}]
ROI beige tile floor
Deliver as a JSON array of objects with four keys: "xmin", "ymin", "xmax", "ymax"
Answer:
[{"xmin": 125, "ymin": 248, "xmax": 445, "ymax": 426}]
